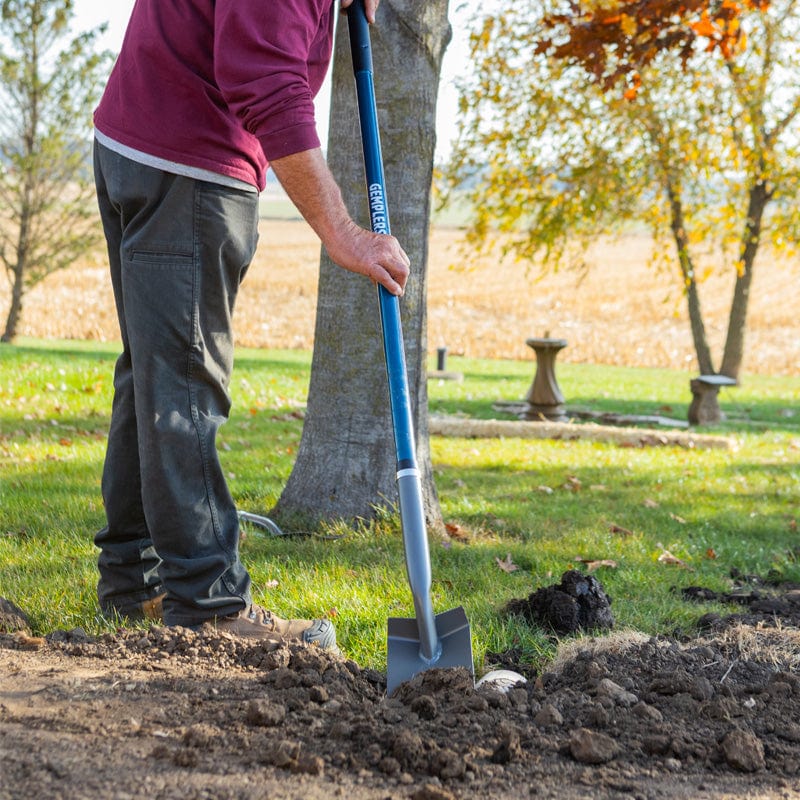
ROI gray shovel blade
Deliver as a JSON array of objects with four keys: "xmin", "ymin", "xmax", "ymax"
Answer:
[{"xmin": 386, "ymin": 606, "xmax": 473, "ymax": 695}]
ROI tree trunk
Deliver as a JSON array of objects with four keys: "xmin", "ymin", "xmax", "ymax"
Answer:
[
  {"xmin": 666, "ymin": 179, "xmax": 716, "ymax": 375},
  {"xmin": 2, "ymin": 202, "xmax": 31, "ymax": 344},
  {"xmin": 1, "ymin": 267, "xmax": 24, "ymax": 342},
  {"xmin": 273, "ymin": 2, "xmax": 451, "ymax": 531},
  {"xmin": 720, "ymin": 179, "xmax": 770, "ymax": 381}
]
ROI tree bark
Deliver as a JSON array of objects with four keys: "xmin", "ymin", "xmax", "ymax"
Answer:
[
  {"xmin": 1, "ymin": 265, "xmax": 24, "ymax": 342},
  {"xmin": 273, "ymin": 2, "xmax": 451, "ymax": 531},
  {"xmin": 666, "ymin": 179, "xmax": 715, "ymax": 375},
  {"xmin": 720, "ymin": 179, "xmax": 770, "ymax": 381},
  {"xmin": 2, "ymin": 192, "xmax": 32, "ymax": 343}
]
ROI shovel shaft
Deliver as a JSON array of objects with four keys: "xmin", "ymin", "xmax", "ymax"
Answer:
[{"xmin": 397, "ymin": 470, "xmax": 440, "ymax": 662}]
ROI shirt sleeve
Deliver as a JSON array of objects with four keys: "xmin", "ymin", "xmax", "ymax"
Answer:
[{"xmin": 214, "ymin": 0, "xmax": 334, "ymax": 161}]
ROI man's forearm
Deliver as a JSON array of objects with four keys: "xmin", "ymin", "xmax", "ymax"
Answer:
[
  {"xmin": 269, "ymin": 148, "xmax": 353, "ymax": 252},
  {"xmin": 269, "ymin": 148, "xmax": 410, "ymax": 296}
]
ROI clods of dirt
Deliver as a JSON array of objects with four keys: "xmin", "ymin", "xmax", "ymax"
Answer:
[
  {"xmin": 0, "ymin": 597, "xmax": 30, "ymax": 634},
  {"xmin": 680, "ymin": 577, "xmax": 800, "ymax": 631},
  {"xmin": 482, "ymin": 646, "xmax": 538, "ymax": 681},
  {"xmin": 504, "ymin": 570, "xmax": 614, "ymax": 634}
]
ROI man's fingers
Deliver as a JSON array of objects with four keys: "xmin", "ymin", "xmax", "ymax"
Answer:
[
  {"xmin": 363, "ymin": 240, "xmax": 409, "ymax": 296},
  {"xmin": 381, "ymin": 242, "xmax": 410, "ymax": 291},
  {"xmin": 364, "ymin": 0, "xmax": 379, "ymax": 22},
  {"xmin": 323, "ymin": 224, "xmax": 409, "ymax": 296},
  {"xmin": 339, "ymin": 0, "xmax": 379, "ymax": 23},
  {"xmin": 374, "ymin": 268, "xmax": 403, "ymax": 297}
]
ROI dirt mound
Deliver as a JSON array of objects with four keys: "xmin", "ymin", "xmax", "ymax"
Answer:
[
  {"xmin": 504, "ymin": 569, "xmax": 615, "ymax": 635},
  {"xmin": 2, "ymin": 610, "xmax": 800, "ymax": 800}
]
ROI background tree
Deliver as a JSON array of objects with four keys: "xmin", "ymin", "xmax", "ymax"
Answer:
[
  {"xmin": 273, "ymin": 2, "xmax": 451, "ymax": 529},
  {"xmin": 0, "ymin": 0, "xmax": 110, "ymax": 342},
  {"xmin": 447, "ymin": 0, "xmax": 799, "ymax": 382},
  {"xmin": 534, "ymin": 0, "xmax": 770, "ymax": 94}
]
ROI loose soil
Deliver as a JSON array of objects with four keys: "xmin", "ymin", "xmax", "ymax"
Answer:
[{"xmin": 3, "ymin": 580, "xmax": 800, "ymax": 800}]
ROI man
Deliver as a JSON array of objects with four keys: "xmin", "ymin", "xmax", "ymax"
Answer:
[{"xmin": 93, "ymin": 0, "xmax": 409, "ymax": 649}]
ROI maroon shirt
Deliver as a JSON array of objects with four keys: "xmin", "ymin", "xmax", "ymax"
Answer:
[{"xmin": 94, "ymin": 0, "xmax": 335, "ymax": 191}]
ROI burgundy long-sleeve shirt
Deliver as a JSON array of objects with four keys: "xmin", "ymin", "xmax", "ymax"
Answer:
[{"xmin": 94, "ymin": 0, "xmax": 335, "ymax": 191}]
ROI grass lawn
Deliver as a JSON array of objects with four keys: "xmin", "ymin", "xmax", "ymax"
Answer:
[{"xmin": 1, "ymin": 338, "xmax": 798, "ymax": 673}]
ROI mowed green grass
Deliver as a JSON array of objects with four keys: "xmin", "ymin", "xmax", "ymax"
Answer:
[{"xmin": 1, "ymin": 338, "xmax": 798, "ymax": 673}]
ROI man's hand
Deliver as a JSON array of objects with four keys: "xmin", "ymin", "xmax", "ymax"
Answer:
[
  {"xmin": 340, "ymin": 0, "xmax": 379, "ymax": 24},
  {"xmin": 323, "ymin": 218, "xmax": 410, "ymax": 297},
  {"xmin": 269, "ymin": 147, "xmax": 410, "ymax": 297}
]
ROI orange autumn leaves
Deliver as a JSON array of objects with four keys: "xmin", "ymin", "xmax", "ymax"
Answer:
[{"xmin": 536, "ymin": 0, "xmax": 770, "ymax": 96}]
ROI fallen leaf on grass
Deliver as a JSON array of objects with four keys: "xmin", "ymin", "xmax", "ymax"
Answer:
[
  {"xmin": 264, "ymin": 579, "xmax": 279, "ymax": 589},
  {"xmin": 656, "ymin": 546, "xmax": 693, "ymax": 570},
  {"xmin": 537, "ymin": 485, "xmax": 554, "ymax": 495},
  {"xmin": 643, "ymin": 498, "xmax": 660, "ymax": 509},
  {"xmin": 563, "ymin": 475, "xmax": 582, "ymax": 491},
  {"xmin": 445, "ymin": 522, "xmax": 469, "ymax": 541},
  {"xmin": 270, "ymin": 411, "xmax": 305, "ymax": 422},
  {"xmin": 589, "ymin": 484, "xmax": 608, "ymax": 492},
  {"xmin": 705, "ymin": 548, "xmax": 717, "ymax": 559},
  {"xmin": 669, "ymin": 512, "xmax": 687, "ymax": 524},
  {"xmin": 574, "ymin": 557, "xmax": 618, "ymax": 572},
  {"xmin": 495, "ymin": 554, "xmax": 519, "ymax": 573},
  {"xmin": 609, "ymin": 523, "xmax": 635, "ymax": 537}
]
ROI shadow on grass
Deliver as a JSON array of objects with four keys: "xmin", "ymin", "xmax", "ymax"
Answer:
[{"xmin": 3, "ymin": 341, "xmax": 119, "ymax": 363}]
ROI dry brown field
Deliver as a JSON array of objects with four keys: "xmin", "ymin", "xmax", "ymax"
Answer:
[{"xmin": 4, "ymin": 218, "xmax": 798, "ymax": 376}]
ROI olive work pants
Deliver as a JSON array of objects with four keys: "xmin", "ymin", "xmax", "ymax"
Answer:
[{"xmin": 93, "ymin": 140, "xmax": 259, "ymax": 626}]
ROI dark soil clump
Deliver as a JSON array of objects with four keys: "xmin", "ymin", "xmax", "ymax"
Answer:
[{"xmin": 504, "ymin": 570, "xmax": 614, "ymax": 634}]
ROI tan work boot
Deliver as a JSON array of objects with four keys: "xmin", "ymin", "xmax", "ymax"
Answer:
[
  {"xmin": 139, "ymin": 594, "xmax": 166, "ymax": 620},
  {"xmin": 212, "ymin": 604, "xmax": 337, "ymax": 651}
]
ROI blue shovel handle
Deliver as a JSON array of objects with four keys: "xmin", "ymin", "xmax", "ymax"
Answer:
[{"xmin": 347, "ymin": 0, "xmax": 416, "ymax": 472}]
